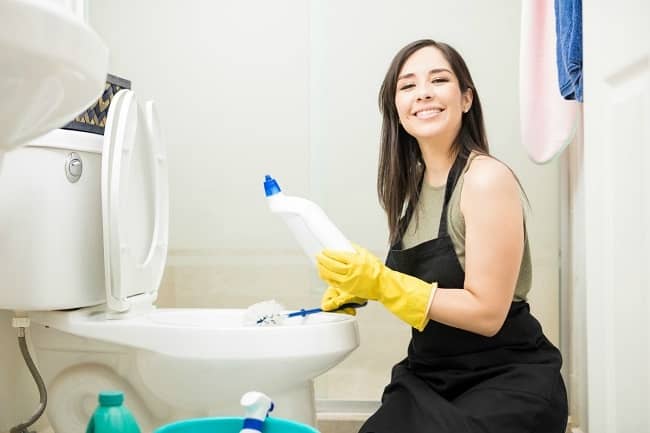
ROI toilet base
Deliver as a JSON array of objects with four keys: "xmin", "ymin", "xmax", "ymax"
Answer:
[{"xmin": 29, "ymin": 325, "xmax": 317, "ymax": 433}]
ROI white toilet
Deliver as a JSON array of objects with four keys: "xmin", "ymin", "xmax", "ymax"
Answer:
[{"xmin": 0, "ymin": 89, "xmax": 359, "ymax": 432}]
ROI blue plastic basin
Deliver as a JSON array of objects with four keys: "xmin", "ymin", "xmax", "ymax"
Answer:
[{"xmin": 154, "ymin": 417, "xmax": 320, "ymax": 433}]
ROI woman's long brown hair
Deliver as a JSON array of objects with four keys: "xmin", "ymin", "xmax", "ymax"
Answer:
[{"xmin": 377, "ymin": 39, "xmax": 490, "ymax": 245}]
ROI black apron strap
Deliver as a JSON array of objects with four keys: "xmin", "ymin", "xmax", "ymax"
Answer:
[{"xmin": 437, "ymin": 151, "xmax": 469, "ymax": 238}]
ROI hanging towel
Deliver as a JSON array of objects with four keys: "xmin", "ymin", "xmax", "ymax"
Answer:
[
  {"xmin": 519, "ymin": 0, "xmax": 578, "ymax": 164},
  {"xmin": 555, "ymin": 0, "xmax": 583, "ymax": 102}
]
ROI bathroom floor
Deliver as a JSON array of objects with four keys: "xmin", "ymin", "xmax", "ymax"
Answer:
[
  {"xmin": 37, "ymin": 417, "xmax": 572, "ymax": 433},
  {"xmin": 316, "ymin": 419, "xmax": 365, "ymax": 433},
  {"xmin": 37, "ymin": 421, "xmax": 364, "ymax": 433},
  {"xmin": 317, "ymin": 419, "xmax": 574, "ymax": 433}
]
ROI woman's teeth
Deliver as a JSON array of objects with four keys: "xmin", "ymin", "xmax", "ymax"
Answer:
[{"xmin": 415, "ymin": 108, "xmax": 442, "ymax": 119}]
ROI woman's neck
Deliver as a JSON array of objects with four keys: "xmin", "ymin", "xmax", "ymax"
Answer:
[{"xmin": 419, "ymin": 141, "xmax": 455, "ymax": 187}]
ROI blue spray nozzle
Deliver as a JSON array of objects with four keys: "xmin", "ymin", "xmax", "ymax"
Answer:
[{"xmin": 264, "ymin": 175, "xmax": 282, "ymax": 197}]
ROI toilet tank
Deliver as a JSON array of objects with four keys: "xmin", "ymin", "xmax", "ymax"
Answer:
[{"xmin": 0, "ymin": 130, "xmax": 105, "ymax": 310}]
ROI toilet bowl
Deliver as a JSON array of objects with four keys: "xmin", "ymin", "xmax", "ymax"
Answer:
[
  {"xmin": 0, "ymin": 89, "xmax": 359, "ymax": 432},
  {"xmin": 27, "ymin": 308, "xmax": 357, "ymax": 432}
]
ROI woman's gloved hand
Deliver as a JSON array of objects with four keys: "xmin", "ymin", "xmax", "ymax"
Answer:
[
  {"xmin": 316, "ymin": 245, "xmax": 437, "ymax": 331},
  {"xmin": 321, "ymin": 286, "xmax": 366, "ymax": 315}
]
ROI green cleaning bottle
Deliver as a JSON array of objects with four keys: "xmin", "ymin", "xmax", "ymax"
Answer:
[{"xmin": 86, "ymin": 391, "xmax": 142, "ymax": 433}]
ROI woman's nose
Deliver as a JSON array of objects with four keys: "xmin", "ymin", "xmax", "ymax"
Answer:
[{"xmin": 416, "ymin": 83, "xmax": 433, "ymax": 100}]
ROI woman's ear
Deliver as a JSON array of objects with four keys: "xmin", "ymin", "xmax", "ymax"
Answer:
[{"xmin": 462, "ymin": 87, "xmax": 473, "ymax": 113}]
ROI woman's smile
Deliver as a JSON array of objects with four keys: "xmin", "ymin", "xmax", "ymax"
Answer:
[{"xmin": 413, "ymin": 106, "xmax": 445, "ymax": 119}]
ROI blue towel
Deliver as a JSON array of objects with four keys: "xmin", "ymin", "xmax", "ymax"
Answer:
[{"xmin": 555, "ymin": 0, "xmax": 583, "ymax": 102}]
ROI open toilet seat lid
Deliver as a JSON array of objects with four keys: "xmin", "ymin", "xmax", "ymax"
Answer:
[{"xmin": 101, "ymin": 89, "xmax": 169, "ymax": 313}]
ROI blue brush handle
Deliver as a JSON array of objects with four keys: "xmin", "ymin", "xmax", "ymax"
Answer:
[
  {"xmin": 286, "ymin": 307, "xmax": 323, "ymax": 318},
  {"xmin": 285, "ymin": 301, "xmax": 368, "ymax": 318}
]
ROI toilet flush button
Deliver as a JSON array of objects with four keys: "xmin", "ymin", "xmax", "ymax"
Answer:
[{"xmin": 65, "ymin": 152, "xmax": 83, "ymax": 183}]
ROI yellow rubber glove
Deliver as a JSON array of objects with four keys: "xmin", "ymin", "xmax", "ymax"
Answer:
[
  {"xmin": 316, "ymin": 245, "xmax": 437, "ymax": 331},
  {"xmin": 321, "ymin": 286, "xmax": 366, "ymax": 315}
]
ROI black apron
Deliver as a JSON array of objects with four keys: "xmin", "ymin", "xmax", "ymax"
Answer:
[{"xmin": 360, "ymin": 153, "xmax": 568, "ymax": 433}]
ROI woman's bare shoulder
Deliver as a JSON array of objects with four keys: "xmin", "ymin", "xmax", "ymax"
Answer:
[{"xmin": 462, "ymin": 154, "xmax": 520, "ymax": 203}]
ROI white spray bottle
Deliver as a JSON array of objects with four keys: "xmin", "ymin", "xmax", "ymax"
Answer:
[
  {"xmin": 239, "ymin": 391, "xmax": 274, "ymax": 433},
  {"xmin": 264, "ymin": 175, "xmax": 355, "ymax": 264}
]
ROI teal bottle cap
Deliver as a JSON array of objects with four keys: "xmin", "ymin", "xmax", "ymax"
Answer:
[{"xmin": 99, "ymin": 391, "xmax": 124, "ymax": 406}]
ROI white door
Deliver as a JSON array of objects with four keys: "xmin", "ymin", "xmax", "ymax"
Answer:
[{"xmin": 583, "ymin": 0, "xmax": 649, "ymax": 432}]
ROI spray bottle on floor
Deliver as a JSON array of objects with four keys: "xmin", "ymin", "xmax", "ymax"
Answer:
[
  {"xmin": 239, "ymin": 391, "xmax": 274, "ymax": 433},
  {"xmin": 263, "ymin": 175, "xmax": 354, "ymax": 264}
]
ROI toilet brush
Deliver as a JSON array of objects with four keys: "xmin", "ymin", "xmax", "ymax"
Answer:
[{"xmin": 244, "ymin": 299, "xmax": 366, "ymax": 326}]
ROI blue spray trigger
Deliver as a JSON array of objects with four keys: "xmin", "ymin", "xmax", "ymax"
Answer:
[{"xmin": 263, "ymin": 175, "xmax": 281, "ymax": 197}]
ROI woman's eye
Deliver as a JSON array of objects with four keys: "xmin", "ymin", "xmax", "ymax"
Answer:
[
  {"xmin": 399, "ymin": 83, "xmax": 415, "ymax": 91},
  {"xmin": 432, "ymin": 78, "xmax": 449, "ymax": 84}
]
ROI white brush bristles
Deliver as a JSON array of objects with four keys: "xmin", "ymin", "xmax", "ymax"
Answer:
[{"xmin": 243, "ymin": 299, "xmax": 286, "ymax": 326}]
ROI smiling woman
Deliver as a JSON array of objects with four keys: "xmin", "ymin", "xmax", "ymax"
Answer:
[{"xmin": 316, "ymin": 39, "xmax": 568, "ymax": 433}]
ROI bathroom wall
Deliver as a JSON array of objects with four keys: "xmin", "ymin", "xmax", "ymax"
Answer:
[
  {"xmin": 561, "ymin": 110, "xmax": 588, "ymax": 432},
  {"xmin": 86, "ymin": 0, "xmax": 560, "ymax": 405}
]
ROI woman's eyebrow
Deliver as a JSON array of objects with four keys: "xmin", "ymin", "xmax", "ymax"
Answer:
[{"xmin": 397, "ymin": 68, "xmax": 452, "ymax": 81}]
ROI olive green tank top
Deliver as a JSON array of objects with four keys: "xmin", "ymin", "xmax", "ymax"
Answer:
[{"xmin": 401, "ymin": 157, "xmax": 531, "ymax": 302}]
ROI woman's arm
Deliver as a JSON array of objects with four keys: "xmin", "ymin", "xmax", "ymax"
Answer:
[{"xmin": 427, "ymin": 156, "xmax": 524, "ymax": 337}]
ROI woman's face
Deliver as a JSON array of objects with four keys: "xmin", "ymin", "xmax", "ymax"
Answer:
[{"xmin": 394, "ymin": 46, "xmax": 472, "ymax": 147}]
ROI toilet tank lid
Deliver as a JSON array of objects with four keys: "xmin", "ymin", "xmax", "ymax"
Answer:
[{"xmin": 26, "ymin": 128, "xmax": 103, "ymax": 154}]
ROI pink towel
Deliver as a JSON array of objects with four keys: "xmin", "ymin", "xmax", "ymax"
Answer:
[{"xmin": 520, "ymin": 0, "xmax": 578, "ymax": 164}]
